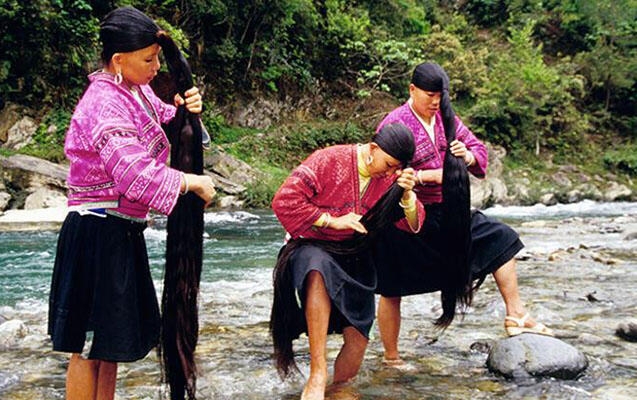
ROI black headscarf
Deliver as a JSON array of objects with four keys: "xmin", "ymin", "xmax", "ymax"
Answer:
[
  {"xmin": 99, "ymin": 6, "xmax": 161, "ymax": 63},
  {"xmin": 411, "ymin": 62, "xmax": 474, "ymax": 329},
  {"xmin": 373, "ymin": 123, "xmax": 415, "ymax": 167}
]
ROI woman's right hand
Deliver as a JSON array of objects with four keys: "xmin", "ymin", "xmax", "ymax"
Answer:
[
  {"xmin": 183, "ymin": 173, "xmax": 216, "ymax": 206},
  {"xmin": 328, "ymin": 212, "xmax": 367, "ymax": 234}
]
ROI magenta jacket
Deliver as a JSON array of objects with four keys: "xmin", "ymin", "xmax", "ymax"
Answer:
[
  {"xmin": 272, "ymin": 144, "xmax": 424, "ymax": 241},
  {"xmin": 377, "ymin": 102, "xmax": 488, "ymax": 204},
  {"xmin": 65, "ymin": 71, "xmax": 181, "ymax": 218}
]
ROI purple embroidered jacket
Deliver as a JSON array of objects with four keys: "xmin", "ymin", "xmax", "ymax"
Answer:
[
  {"xmin": 378, "ymin": 102, "xmax": 488, "ymax": 204},
  {"xmin": 65, "ymin": 71, "xmax": 181, "ymax": 218}
]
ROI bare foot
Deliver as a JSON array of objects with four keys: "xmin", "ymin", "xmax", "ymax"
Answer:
[
  {"xmin": 325, "ymin": 380, "xmax": 360, "ymax": 400},
  {"xmin": 301, "ymin": 371, "xmax": 328, "ymax": 400}
]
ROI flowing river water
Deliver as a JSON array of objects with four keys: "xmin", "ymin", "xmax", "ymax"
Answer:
[{"xmin": 0, "ymin": 200, "xmax": 636, "ymax": 399}]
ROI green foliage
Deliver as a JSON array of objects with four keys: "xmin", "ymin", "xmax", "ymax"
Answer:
[
  {"xmin": 345, "ymin": 38, "xmax": 418, "ymax": 98},
  {"xmin": 222, "ymin": 122, "xmax": 367, "ymax": 170},
  {"xmin": 20, "ymin": 108, "xmax": 70, "ymax": 163},
  {"xmin": 241, "ymin": 164, "xmax": 288, "ymax": 208},
  {"xmin": 0, "ymin": 0, "xmax": 635, "ymax": 195},
  {"xmin": 604, "ymin": 145, "xmax": 637, "ymax": 176},
  {"xmin": 416, "ymin": 27, "xmax": 490, "ymax": 101},
  {"xmin": 469, "ymin": 21, "xmax": 589, "ymax": 156},
  {"xmin": 0, "ymin": 0, "xmax": 99, "ymax": 107}
]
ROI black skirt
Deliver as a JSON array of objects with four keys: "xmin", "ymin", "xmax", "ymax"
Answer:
[
  {"xmin": 374, "ymin": 204, "xmax": 524, "ymax": 297},
  {"xmin": 289, "ymin": 244, "xmax": 376, "ymax": 337},
  {"xmin": 48, "ymin": 212, "xmax": 160, "ymax": 362}
]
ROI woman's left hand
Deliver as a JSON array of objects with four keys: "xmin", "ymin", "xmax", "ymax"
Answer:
[
  {"xmin": 396, "ymin": 167, "xmax": 417, "ymax": 191},
  {"xmin": 174, "ymin": 87, "xmax": 203, "ymax": 114},
  {"xmin": 449, "ymin": 139, "xmax": 474, "ymax": 165}
]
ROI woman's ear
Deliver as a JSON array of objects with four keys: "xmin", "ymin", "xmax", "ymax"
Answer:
[{"xmin": 111, "ymin": 53, "xmax": 123, "ymax": 68}]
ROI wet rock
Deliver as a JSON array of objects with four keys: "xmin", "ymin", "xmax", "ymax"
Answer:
[
  {"xmin": 0, "ymin": 371, "xmax": 19, "ymax": 391},
  {"xmin": 615, "ymin": 321, "xmax": 637, "ymax": 342},
  {"xmin": 0, "ymin": 319, "xmax": 29, "ymax": 349},
  {"xmin": 469, "ymin": 340, "xmax": 493, "ymax": 354},
  {"xmin": 486, "ymin": 334, "xmax": 588, "ymax": 379},
  {"xmin": 577, "ymin": 333, "xmax": 605, "ymax": 345}
]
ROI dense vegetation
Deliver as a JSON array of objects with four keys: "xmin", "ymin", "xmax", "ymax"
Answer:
[{"xmin": 1, "ymin": 0, "xmax": 635, "ymax": 205}]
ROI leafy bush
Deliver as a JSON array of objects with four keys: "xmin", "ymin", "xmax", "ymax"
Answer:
[
  {"xmin": 20, "ymin": 108, "xmax": 70, "ymax": 163},
  {"xmin": 604, "ymin": 146, "xmax": 637, "ymax": 176}
]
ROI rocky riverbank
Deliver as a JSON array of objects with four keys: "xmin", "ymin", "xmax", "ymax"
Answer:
[{"xmin": 0, "ymin": 100, "xmax": 634, "ymax": 218}]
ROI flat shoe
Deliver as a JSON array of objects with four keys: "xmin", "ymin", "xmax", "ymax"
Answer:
[{"xmin": 505, "ymin": 313, "xmax": 554, "ymax": 337}]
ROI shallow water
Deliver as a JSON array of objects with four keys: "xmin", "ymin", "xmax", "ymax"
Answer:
[{"xmin": 1, "ymin": 202, "xmax": 636, "ymax": 399}]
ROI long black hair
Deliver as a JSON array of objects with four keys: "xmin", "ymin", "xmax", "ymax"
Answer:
[
  {"xmin": 270, "ymin": 123, "xmax": 415, "ymax": 378},
  {"xmin": 412, "ymin": 62, "xmax": 473, "ymax": 329}
]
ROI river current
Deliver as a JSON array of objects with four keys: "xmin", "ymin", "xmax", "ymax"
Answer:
[{"xmin": 0, "ymin": 200, "xmax": 636, "ymax": 399}]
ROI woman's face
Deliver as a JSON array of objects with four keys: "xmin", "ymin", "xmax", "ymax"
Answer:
[
  {"xmin": 116, "ymin": 43, "xmax": 161, "ymax": 86},
  {"xmin": 368, "ymin": 143, "xmax": 402, "ymax": 178},
  {"xmin": 409, "ymin": 83, "xmax": 441, "ymax": 120}
]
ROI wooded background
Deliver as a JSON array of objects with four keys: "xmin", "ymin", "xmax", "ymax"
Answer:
[{"xmin": 1, "ymin": 0, "xmax": 635, "ymax": 201}]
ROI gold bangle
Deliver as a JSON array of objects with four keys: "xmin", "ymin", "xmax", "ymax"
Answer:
[{"xmin": 181, "ymin": 172, "xmax": 189, "ymax": 195}]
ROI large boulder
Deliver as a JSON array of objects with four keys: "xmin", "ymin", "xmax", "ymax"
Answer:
[
  {"xmin": 0, "ymin": 154, "xmax": 67, "ymax": 190},
  {"xmin": 603, "ymin": 182, "xmax": 632, "ymax": 201},
  {"xmin": 471, "ymin": 143, "xmax": 510, "ymax": 208},
  {"xmin": 24, "ymin": 187, "xmax": 67, "ymax": 209},
  {"xmin": 487, "ymin": 334, "xmax": 588, "ymax": 379},
  {"xmin": 0, "ymin": 102, "xmax": 30, "ymax": 144},
  {"xmin": 204, "ymin": 147, "xmax": 259, "ymax": 194},
  {"xmin": 2, "ymin": 117, "xmax": 37, "ymax": 150}
]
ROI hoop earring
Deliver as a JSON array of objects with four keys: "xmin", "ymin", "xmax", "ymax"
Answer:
[{"xmin": 115, "ymin": 70, "xmax": 123, "ymax": 85}]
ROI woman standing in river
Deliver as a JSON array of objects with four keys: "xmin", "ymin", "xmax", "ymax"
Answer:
[
  {"xmin": 47, "ymin": 7, "xmax": 216, "ymax": 399},
  {"xmin": 374, "ymin": 62, "xmax": 553, "ymax": 370},
  {"xmin": 270, "ymin": 123, "xmax": 424, "ymax": 400}
]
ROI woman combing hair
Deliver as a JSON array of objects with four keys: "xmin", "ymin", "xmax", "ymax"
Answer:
[{"xmin": 47, "ymin": 6, "xmax": 215, "ymax": 399}]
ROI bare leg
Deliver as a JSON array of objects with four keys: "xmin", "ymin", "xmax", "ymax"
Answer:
[
  {"xmin": 96, "ymin": 360, "xmax": 118, "ymax": 400},
  {"xmin": 301, "ymin": 271, "xmax": 330, "ymax": 400},
  {"xmin": 332, "ymin": 326, "xmax": 368, "ymax": 384},
  {"xmin": 377, "ymin": 296, "xmax": 402, "ymax": 361},
  {"xmin": 67, "ymin": 353, "xmax": 98, "ymax": 400},
  {"xmin": 493, "ymin": 258, "xmax": 538, "ymax": 326},
  {"xmin": 66, "ymin": 353, "xmax": 118, "ymax": 400}
]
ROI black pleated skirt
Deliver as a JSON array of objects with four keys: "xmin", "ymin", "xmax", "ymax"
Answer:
[
  {"xmin": 289, "ymin": 244, "xmax": 376, "ymax": 337},
  {"xmin": 374, "ymin": 204, "xmax": 524, "ymax": 297},
  {"xmin": 48, "ymin": 212, "xmax": 160, "ymax": 362}
]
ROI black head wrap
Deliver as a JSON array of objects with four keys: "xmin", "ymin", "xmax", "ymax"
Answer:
[
  {"xmin": 372, "ymin": 123, "xmax": 415, "ymax": 167},
  {"xmin": 411, "ymin": 62, "xmax": 447, "ymax": 92},
  {"xmin": 100, "ymin": 6, "xmax": 160, "ymax": 64}
]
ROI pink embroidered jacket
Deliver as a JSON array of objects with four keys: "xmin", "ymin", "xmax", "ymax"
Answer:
[
  {"xmin": 378, "ymin": 102, "xmax": 488, "ymax": 204},
  {"xmin": 272, "ymin": 144, "xmax": 425, "ymax": 241},
  {"xmin": 65, "ymin": 71, "xmax": 181, "ymax": 218}
]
